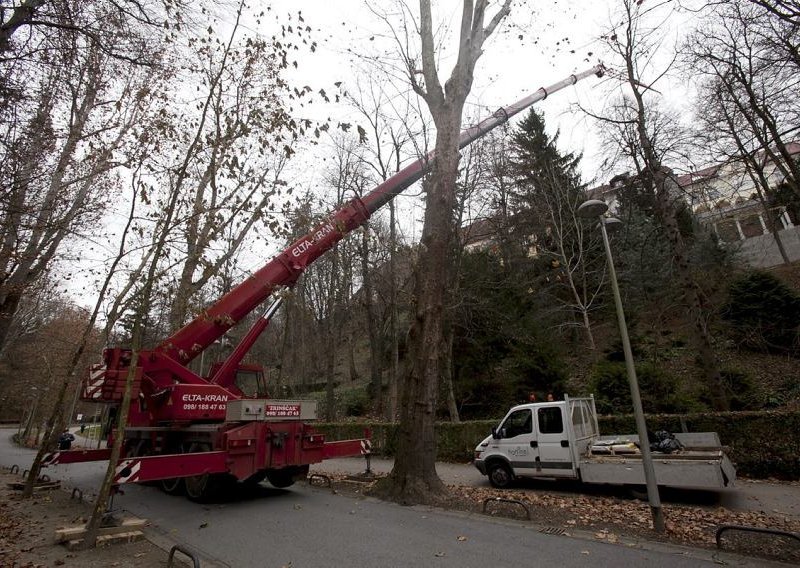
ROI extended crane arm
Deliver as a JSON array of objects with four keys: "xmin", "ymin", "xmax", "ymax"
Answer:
[{"xmin": 157, "ymin": 65, "xmax": 604, "ymax": 364}]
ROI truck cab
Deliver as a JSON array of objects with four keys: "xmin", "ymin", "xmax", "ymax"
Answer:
[
  {"xmin": 206, "ymin": 362, "xmax": 268, "ymax": 398},
  {"xmin": 474, "ymin": 397, "xmax": 598, "ymax": 488}
]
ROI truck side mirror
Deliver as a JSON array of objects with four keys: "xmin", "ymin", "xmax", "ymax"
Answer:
[{"xmin": 491, "ymin": 427, "xmax": 500, "ymax": 439}]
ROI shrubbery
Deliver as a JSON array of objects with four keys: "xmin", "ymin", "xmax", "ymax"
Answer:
[
  {"xmin": 588, "ymin": 359, "xmax": 700, "ymax": 414},
  {"xmin": 723, "ymin": 271, "xmax": 800, "ymax": 355},
  {"xmin": 341, "ymin": 387, "xmax": 369, "ymax": 417}
]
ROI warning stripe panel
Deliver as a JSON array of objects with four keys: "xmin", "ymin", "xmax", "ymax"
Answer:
[
  {"xmin": 323, "ymin": 439, "xmax": 371, "ymax": 460},
  {"xmin": 42, "ymin": 448, "xmax": 112, "ymax": 465}
]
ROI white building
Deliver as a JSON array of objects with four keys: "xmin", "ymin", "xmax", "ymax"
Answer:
[{"xmin": 589, "ymin": 143, "xmax": 800, "ymax": 267}]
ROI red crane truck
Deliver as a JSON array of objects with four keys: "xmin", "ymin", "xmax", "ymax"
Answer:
[{"xmin": 42, "ymin": 65, "xmax": 604, "ymax": 501}]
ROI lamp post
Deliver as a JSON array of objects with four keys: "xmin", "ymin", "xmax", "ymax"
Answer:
[{"xmin": 576, "ymin": 199, "xmax": 665, "ymax": 533}]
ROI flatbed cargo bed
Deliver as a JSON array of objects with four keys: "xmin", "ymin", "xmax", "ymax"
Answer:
[{"xmin": 580, "ymin": 432, "xmax": 736, "ymax": 490}]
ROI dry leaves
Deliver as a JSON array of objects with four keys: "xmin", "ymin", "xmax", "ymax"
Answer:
[{"xmin": 445, "ymin": 483, "xmax": 800, "ymax": 549}]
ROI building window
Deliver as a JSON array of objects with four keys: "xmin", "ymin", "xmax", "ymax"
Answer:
[{"xmin": 740, "ymin": 214, "xmax": 765, "ymax": 238}]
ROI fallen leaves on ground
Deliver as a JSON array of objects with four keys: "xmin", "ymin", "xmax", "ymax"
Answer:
[
  {"xmin": 449, "ymin": 483, "xmax": 800, "ymax": 547},
  {"xmin": 317, "ymin": 470, "xmax": 800, "ymax": 554}
]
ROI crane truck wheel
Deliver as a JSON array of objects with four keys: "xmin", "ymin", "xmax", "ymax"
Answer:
[
  {"xmin": 185, "ymin": 473, "xmax": 217, "ymax": 502},
  {"xmin": 243, "ymin": 471, "xmax": 269, "ymax": 486},
  {"xmin": 487, "ymin": 461, "xmax": 515, "ymax": 489},
  {"xmin": 266, "ymin": 465, "xmax": 308, "ymax": 489},
  {"xmin": 266, "ymin": 470, "xmax": 295, "ymax": 488},
  {"xmin": 184, "ymin": 443, "xmax": 224, "ymax": 502}
]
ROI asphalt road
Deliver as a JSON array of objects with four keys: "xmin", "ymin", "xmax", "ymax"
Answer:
[{"xmin": 0, "ymin": 431, "xmax": 785, "ymax": 568}]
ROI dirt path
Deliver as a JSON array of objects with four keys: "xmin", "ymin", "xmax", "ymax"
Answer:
[{"xmin": 0, "ymin": 471, "xmax": 174, "ymax": 567}]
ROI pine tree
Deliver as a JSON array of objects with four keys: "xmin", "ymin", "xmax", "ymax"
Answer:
[
  {"xmin": 509, "ymin": 110, "xmax": 584, "ymax": 238},
  {"xmin": 504, "ymin": 109, "xmax": 603, "ymax": 350}
]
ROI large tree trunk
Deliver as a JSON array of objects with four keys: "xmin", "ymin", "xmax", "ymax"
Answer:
[
  {"xmin": 375, "ymin": 0, "xmax": 511, "ymax": 504},
  {"xmin": 0, "ymin": 290, "xmax": 23, "ymax": 357},
  {"xmin": 381, "ymin": 117, "xmax": 461, "ymax": 502}
]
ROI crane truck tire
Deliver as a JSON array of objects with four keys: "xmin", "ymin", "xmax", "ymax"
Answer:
[{"xmin": 266, "ymin": 465, "xmax": 309, "ymax": 489}]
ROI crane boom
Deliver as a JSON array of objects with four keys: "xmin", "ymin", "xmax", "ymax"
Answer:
[
  {"xmin": 157, "ymin": 64, "xmax": 605, "ymax": 364},
  {"xmin": 53, "ymin": 65, "xmax": 604, "ymax": 502}
]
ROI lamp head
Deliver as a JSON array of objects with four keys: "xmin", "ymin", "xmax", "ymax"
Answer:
[{"xmin": 577, "ymin": 199, "xmax": 609, "ymax": 218}]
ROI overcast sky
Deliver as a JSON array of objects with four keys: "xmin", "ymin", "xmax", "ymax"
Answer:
[
  {"xmin": 157, "ymin": 0, "xmax": 705, "ymax": 283},
  {"xmin": 66, "ymin": 1, "xmax": 703, "ymax": 308},
  {"xmin": 208, "ymin": 1, "xmax": 697, "ymax": 248}
]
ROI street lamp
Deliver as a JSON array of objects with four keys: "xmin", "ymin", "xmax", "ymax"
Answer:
[{"xmin": 576, "ymin": 199, "xmax": 666, "ymax": 533}]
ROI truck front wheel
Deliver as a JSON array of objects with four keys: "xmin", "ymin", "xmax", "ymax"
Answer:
[{"xmin": 487, "ymin": 462, "xmax": 514, "ymax": 489}]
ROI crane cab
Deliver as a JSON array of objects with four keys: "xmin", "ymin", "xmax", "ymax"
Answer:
[{"xmin": 207, "ymin": 362, "xmax": 268, "ymax": 398}]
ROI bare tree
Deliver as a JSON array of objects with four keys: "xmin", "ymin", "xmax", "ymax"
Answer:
[
  {"xmin": 22, "ymin": 176, "xmax": 141, "ymax": 498},
  {"xmin": 0, "ymin": 0, "xmax": 182, "ymax": 62},
  {"xmin": 372, "ymin": 0, "xmax": 512, "ymax": 504},
  {"xmin": 346, "ymin": 77, "xmax": 420, "ymax": 416},
  {"xmin": 597, "ymin": 0, "xmax": 729, "ymax": 409},
  {"xmin": 0, "ymin": 16, "xmax": 154, "ymax": 356},
  {"xmin": 80, "ymin": 95, "xmax": 190, "ymax": 552},
  {"xmin": 687, "ymin": 0, "xmax": 799, "ymax": 264}
]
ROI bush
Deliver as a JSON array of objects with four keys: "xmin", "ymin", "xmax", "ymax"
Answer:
[
  {"xmin": 723, "ymin": 271, "xmax": 800, "ymax": 355},
  {"xmin": 722, "ymin": 369, "xmax": 761, "ymax": 411},
  {"xmin": 589, "ymin": 360, "xmax": 699, "ymax": 414},
  {"xmin": 341, "ymin": 387, "xmax": 369, "ymax": 417}
]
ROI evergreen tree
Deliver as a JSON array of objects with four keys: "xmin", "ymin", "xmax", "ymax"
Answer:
[
  {"xmin": 505, "ymin": 109, "xmax": 604, "ymax": 350},
  {"xmin": 451, "ymin": 250, "xmax": 566, "ymax": 418},
  {"xmin": 510, "ymin": 110, "xmax": 584, "ymax": 205}
]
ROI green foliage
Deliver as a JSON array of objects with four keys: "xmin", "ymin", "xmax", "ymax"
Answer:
[
  {"xmin": 608, "ymin": 206, "xmax": 675, "ymax": 314},
  {"xmin": 694, "ymin": 367, "xmax": 764, "ymax": 411},
  {"xmin": 722, "ymin": 369, "xmax": 761, "ymax": 411},
  {"xmin": 452, "ymin": 250, "xmax": 566, "ymax": 418},
  {"xmin": 510, "ymin": 108, "xmax": 584, "ymax": 197},
  {"xmin": 722, "ymin": 271, "xmax": 800, "ymax": 355},
  {"xmin": 341, "ymin": 387, "xmax": 369, "ymax": 417},
  {"xmin": 588, "ymin": 360, "xmax": 700, "ymax": 414}
]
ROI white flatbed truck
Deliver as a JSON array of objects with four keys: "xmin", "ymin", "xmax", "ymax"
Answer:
[{"xmin": 473, "ymin": 396, "xmax": 736, "ymax": 492}]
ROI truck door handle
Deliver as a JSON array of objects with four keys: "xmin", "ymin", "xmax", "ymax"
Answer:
[
  {"xmin": 561, "ymin": 440, "xmax": 569, "ymax": 448},
  {"xmin": 530, "ymin": 441, "xmax": 538, "ymax": 448}
]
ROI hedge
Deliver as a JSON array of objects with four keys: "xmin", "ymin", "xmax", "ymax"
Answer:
[{"xmin": 315, "ymin": 410, "xmax": 800, "ymax": 480}]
